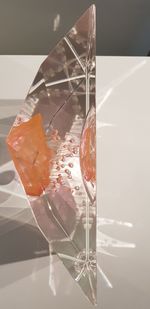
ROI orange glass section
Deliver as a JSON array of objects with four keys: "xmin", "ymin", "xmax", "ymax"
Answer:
[
  {"xmin": 6, "ymin": 114, "xmax": 53, "ymax": 196},
  {"xmin": 80, "ymin": 120, "xmax": 96, "ymax": 183}
]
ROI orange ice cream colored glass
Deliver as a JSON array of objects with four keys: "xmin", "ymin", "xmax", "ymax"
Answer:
[
  {"xmin": 6, "ymin": 113, "xmax": 53, "ymax": 196},
  {"xmin": 80, "ymin": 110, "xmax": 96, "ymax": 183}
]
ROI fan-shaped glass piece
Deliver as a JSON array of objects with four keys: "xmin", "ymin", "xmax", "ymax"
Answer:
[{"xmin": 6, "ymin": 5, "xmax": 96, "ymax": 305}]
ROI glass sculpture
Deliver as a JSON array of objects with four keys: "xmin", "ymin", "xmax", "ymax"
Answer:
[{"xmin": 6, "ymin": 5, "xmax": 96, "ymax": 305}]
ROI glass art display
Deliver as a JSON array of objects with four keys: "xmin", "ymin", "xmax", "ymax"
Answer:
[{"xmin": 6, "ymin": 5, "xmax": 96, "ymax": 305}]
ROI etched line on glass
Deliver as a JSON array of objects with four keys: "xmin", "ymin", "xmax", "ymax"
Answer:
[
  {"xmin": 29, "ymin": 78, "xmax": 45, "ymax": 95},
  {"xmin": 43, "ymin": 194, "xmax": 80, "ymax": 254},
  {"xmin": 46, "ymin": 75, "xmax": 85, "ymax": 87},
  {"xmin": 64, "ymin": 36, "xmax": 85, "ymax": 73},
  {"xmin": 85, "ymin": 68, "xmax": 90, "ymax": 261},
  {"xmin": 58, "ymin": 253, "xmax": 85, "ymax": 264},
  {"xmin": 46, "ymin": 78, "xmax": 84, "ymax": 130}
]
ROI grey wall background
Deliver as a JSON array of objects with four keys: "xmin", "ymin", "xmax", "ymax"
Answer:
[{"xmin": 0, "ymin": 0, "xmax": 150, "ymax": 56}]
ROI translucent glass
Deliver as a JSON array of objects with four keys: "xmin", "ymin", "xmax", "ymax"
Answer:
[{"xmin": 6, "ymin": 5, "xmax": 96, "ymax": 305}]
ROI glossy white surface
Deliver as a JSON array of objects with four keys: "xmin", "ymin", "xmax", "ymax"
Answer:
[{"xmin": 0, "ymin": 56, "xmax": 150, "ymax": 308}]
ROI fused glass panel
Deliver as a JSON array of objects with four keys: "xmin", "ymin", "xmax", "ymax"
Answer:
[{"xmin": 6, "ymin": 5, "xmax": 96, "ymax": 305}]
